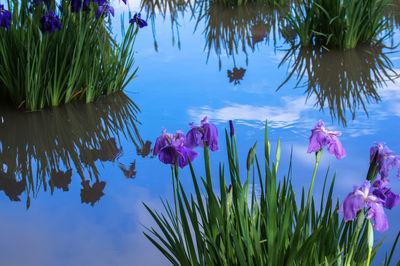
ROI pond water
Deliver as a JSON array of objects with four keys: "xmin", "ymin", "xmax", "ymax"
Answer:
[{"xmin": 1, "ymin": 1, "xmax": 400, "ymax": 265}]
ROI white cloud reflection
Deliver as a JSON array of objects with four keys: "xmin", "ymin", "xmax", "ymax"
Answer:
[{"xmin": 188, "ymin": 96, "xmax": 315, "ymax": 129}]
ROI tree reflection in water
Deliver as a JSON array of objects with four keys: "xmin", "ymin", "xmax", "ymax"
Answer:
[
  {"xmin": 50, "ymin": 169, "xmax": 72, "ymax": 192},
  {"xmin": 0, "ymin": 92, "xmax": 144, "ymax": 207},
  {"xmin": 196, "ymin": 1, "xmax": 287, "ymax": 70},
  {"xmin": 278, "ymin": 45, "xmax": 399, "ymax": 126},
  {"xmin": 0, "ymin": 167, "xmax": 26, "ymax": 201},
  {"xmin": 119, "ymin": 161, "xmax": 137, "ymax": 179},
  {"xmin": 80, "ymin": 180, "xmax": 106, "ymax": 206}
]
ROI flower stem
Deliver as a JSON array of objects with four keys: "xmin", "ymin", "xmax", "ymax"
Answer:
[
  {"xmin": 171, "ymin": 165, "xmax": 178, "ymax": 220},
  {"xmin": 307, "ymin": 149, "xmax": 322, "ymax": 207}
]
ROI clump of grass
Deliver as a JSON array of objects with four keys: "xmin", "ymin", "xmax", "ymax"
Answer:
[
  {"xmin": 144, "ymin": 121, "xmax": 400, "ymax": 265},
  {"xmin": 286, "ymin": 0, "xmax": 392, "ymax": 48},
  {"xmin": 0, "ymin": 0, "xmax": 138, "ymax": 111}
]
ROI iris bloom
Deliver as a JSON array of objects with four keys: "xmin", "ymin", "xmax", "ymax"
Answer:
[
  {"xmin": 186, "ymin": 117, "xmax": 219, "ymax": 152},
  {"xmin": 372, "ymin": 178, "xmax": 400, "ymax": 210},
  {"xmin": 153, "ymin": 129, "xmax": 198, "ymax": 168},
  {"xmin": 130, "ymin": 13, "xmax": 147, "ymax": 28},
  {"xmin": 0, "ymin": 5, "xmax": 11, "ymax": 29},
  {"xmin": 370, "ymin": 142, "xmax": 400, "ymax": 179},
  {"xmin": 338, "ymin": 181, "xmax": 388, "ymax": 232},
  {"xmin": 95, "ymin": 2, "xmax": 114, "ymax": 18},
  {"xmin": 307, "ymin": 120, "xmax": 346, "ymax": 159},
  {"xmin": 40, "ymin": 11, "xmax": 61, "ymax": 34}
]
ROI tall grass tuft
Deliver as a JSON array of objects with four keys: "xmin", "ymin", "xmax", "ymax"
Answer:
[
  {"xmin": 0, "ymin": 0, "xmax": 139, "ymax": 111},
  {"xmin": 144, "ymin": 121, "xmax": 399, "ymax": 265},
  {"xmin": 286, "ymin": 0, "xmax": 392, "ymax": 48}
]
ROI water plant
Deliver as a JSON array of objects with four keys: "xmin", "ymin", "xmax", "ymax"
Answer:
[
  {"xmin": 139, "ymin": 0, "xmax": 191, "ymax": 50},
  {"xmin": 286, "ymin": 0, "xmax": 392, "ymax": 48},
  {"xmin": 0, "ymin": 0, "xmax": 145, "ymax": 111},
  {"xmin": 144, "ymin": 119, "xmax": 400, "ymax": 265}
]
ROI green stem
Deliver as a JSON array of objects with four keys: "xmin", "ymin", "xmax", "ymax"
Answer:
[
  {"xmin": 366, "ymin": 248, "xmax": 372, "ymax": 266},
  {"xmin": 306, "ymin": 149, "xmax": 322, "ymax": 207},
  {"xmin": 171, "ymin": 165, "xmax": 178, "ymax": 220}
]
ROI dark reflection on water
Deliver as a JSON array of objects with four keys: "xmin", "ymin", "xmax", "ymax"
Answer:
[
  {"xmin": 386, "ymin": 0, "xmax": 400, "ymax": 29},
  {"xmin": 278, "ymin": 45, "xmax": 399, "ymax": 126},
  {"xmin": 227, "ymin": 67, "xmax": 246, "ymax": 85},
  {"xmin": 0, "ymin": 92, "xmax": 144, "ymax": 207},
  {"xmin": 140, "ymin": 0, "xmax": 192, "ymax": 50},
  {"xmin": 195, "ymin": 2, "xmax": 287, "ymax": 69}
]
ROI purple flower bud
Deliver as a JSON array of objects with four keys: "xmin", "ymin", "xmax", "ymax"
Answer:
[
  {"xmin": 307, "ymin": 120, "xmax": 346, "ymax": 159},
  {"xmin": 0, "ymin": 5, "xmax": 11, "ymax": 29},
  {"xmin": 229, "ymin": 120, "xmax": 234, "ymax": 137}
]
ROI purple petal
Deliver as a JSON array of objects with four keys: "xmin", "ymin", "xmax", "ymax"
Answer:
[
  {"xmin": 338, "ymin": 192, "xmax": 365, "ymax": 222},
  {"xmin": 176, "ymin": 147, "xmax": 199, "ymax": 168},
  {"xmin": 202, "ymin": 123, "xmax": 219, "ymax": 151},
  {"xmin": 307, "ymin": 129, "xmax": 327, "ymax": 153},
  {"xmin": 384, "ymin": 191, "xmax": 400, "ymax": 210},
  {"xmin": 367, "ymin": 202, "xmax": 389, "ymax": 232},
  {"xmin": 327, "ymin": 135, "xmax": 346, "ymax": 160},
  {"xmin": 185, "ymin": 127, "xmax": 203, "ymax": 149},
  {"xmin": 153, "ymin": 135, "xmax": 168, "ymax": 156},
  {"xmin": 201, "ymin": 116, "xmax": 209, "ymax": 126},
  {"xmin": 158, "ymin": 146, "xmax": 176, "ymax": 165}
]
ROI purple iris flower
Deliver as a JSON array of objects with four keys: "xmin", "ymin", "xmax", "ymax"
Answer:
[
  {"xmin": 40, "ymin": 11, "xmax": 61, "ymax": 34},
  {"xmin": 186, "ymin": 117, "xmax": 219, "ymax": 152},
  {"xmin": 370, "ymin": 142, "xmax": 400, "ymax": 180},
  {"xmin": 0, "ymin": 5, "xmax": 11, "ymax": 29},
  {"xmin": 307, "ymin": 120, "xmax": 346, "ymax": 159},
  {"xmin": 372, "ymin": 178, "xmax": 400, "ymax": 210},
  {"xmin": 153, "ymin": 129, "xmax": 198, "ymax": 168},
  {"xmin": 95, "ymin": 2, "xmax": 114, "ymax": 18},
  {"xmin": 129, "ymin": 13, "xmax": 147, "ymax": 28},
  {"xmin": 338, "ymin": 181, "xmax": 388, "ymax": 232}
]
